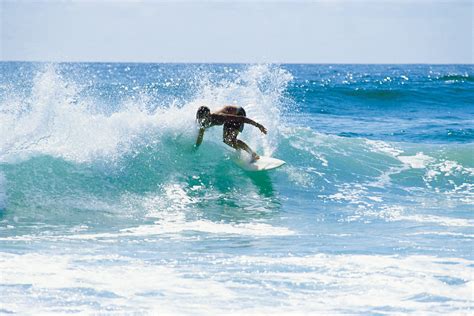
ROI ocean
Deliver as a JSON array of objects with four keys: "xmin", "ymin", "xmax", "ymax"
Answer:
[{"xmin": 0, "ymin": 62, "xmax": 473, "ymax": 314}]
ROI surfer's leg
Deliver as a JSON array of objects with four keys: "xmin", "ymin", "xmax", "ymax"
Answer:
[
  {"xmin": 236, "ymin": 139, "xmax": 259, "ymax": 161},
  {"xmin": 223, "ymin": 128, "xmax": 259, "ymax": 160}
]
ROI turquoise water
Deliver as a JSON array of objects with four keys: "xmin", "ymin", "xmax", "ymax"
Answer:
[{"xmin": 0, "ymin": 62, "xmax": 473, "ymax": 314}]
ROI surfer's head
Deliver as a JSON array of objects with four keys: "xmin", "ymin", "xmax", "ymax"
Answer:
[{"xmin": 196, "ymin": 106, "xmax": 211, "ymax": 128}]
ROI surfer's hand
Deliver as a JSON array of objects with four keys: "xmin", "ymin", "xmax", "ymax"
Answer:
[{"xmin": 257, "ymin": 124, "xmax": 267, "ymax": 134}]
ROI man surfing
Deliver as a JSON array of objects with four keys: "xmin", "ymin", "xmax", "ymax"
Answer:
[{"xmin": 194, "ymin": 105, "xmax": 267, "ymax": 161}]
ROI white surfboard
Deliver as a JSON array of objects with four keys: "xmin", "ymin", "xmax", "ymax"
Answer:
[{"xmin": 233, "ymin": 156, "xmax": 286, "ymax": 171}]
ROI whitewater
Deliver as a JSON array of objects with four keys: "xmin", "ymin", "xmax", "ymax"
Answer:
[{"xmin": 0, "ymin": 62, "xmax": 473, "ymax": 314}]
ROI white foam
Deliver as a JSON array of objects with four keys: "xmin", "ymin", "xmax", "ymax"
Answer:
[
  {"xmin": 365, "ymin": 139, "xmax": 404, "ymax": 157},
  {"xmin": 327, "ymin": 183, "xmax": 377, "ymax": 209},
  {"xmin": 123, "ymin": 220, "xmax": 295, "ymax": 237},
  {"xmin": 398, "ymin": 152, "xmax": 434, "ymax": 169},
  {"xmin": 421, "ymin": 159, "xmax": 474, "ymax": 204},
  {"xmin": 142, "ymin": 183, "xmax": 198, "ymax": 218},
  {"xmin": 429, "ymin": 159, "xmax": 474, "ymax": 177},
  {"xmin": 408, "ymin": 231, "xmax": 474, "ymax": 238},
  {"xmin": 225, "ymin": 254, "xmax": 473, "ymax": 313},
  {"xmin": 397, "ymin": 214, "xmax": 474, "ymax": 227},
  {"xmin": 0, "ymin": 251, "xmax": 471, "ymax": 314},
  {"xmin": 340, "ymin": 203, "xmax": 473, "ymax": 228},
  {"xmin": 0, "ymin": 252, "xmax": 235, "ymax": 315},
  {"xmin": 284, "ymin": 165, "xmax": 315, "ymax": 188},
  {"xmin": 0, "ymin": 220, "xmax": 294, "ymax": 243}
]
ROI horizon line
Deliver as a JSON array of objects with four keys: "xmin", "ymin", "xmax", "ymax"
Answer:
[{"xmin": 1, "ymin": 59, "xmax": 472, "ymax": 66}]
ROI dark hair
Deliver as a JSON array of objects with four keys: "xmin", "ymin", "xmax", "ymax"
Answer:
[{"xmin": 196, "ymin": 106, "xmax": 210, "ymax": 120}]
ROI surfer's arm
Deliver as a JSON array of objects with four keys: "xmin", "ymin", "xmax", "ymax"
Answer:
[
  {"xmin": 221, "ymin": 114, "xmax": 267, "ymax": 134},
  {"xmin": 195, "ymin": 128, "xmax": 205, "ymax": 148}
]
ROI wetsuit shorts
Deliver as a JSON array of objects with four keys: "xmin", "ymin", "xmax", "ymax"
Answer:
[{"xmin": 224, "ymin": 107, "xmax": 246, "ymax": 132}]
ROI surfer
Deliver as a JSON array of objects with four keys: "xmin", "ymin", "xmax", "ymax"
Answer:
[{"xmin": 194, "ymin": 105, "xmax": 267, "ymax": 161}]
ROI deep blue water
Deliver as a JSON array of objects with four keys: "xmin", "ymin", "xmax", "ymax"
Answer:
[{"xmin": 0, "ymin": 62, "xmax": 473, "ymax": 314}]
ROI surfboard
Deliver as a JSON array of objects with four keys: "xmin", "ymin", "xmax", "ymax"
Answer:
[{"xmin": 233, "ymin": 156, "xmax": 286, "ymax": 171}]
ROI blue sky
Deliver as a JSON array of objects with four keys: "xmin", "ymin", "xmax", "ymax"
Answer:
[{"xmin": 1, "ymin": 0, "xmax": 472, "ymax": 63}]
